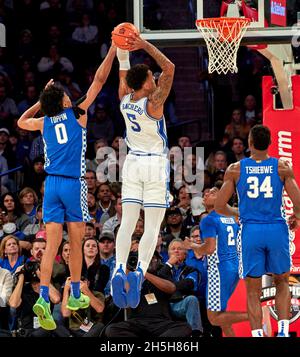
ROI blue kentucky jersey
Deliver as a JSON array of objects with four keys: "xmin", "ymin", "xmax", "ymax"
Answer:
[
  {"xmin": 236, "ymin": 157, "xmax": 285, "ymax": 223},
  {"xmin": 200, "ymin": 210, "xmax": 238, "ymax": 263},
  {"xmin": 43, "ymin": 108, "xmax": 87, "ymax": 178}
]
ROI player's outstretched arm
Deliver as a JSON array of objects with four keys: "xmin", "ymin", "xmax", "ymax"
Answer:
[
  {"xmin": 79, "ymin": 44, "xmax": 117, "ymax": 111},
  {"xmin": 117, "ymin": 48, "xmax": 131, "ymax": 100},
  {"xmin": 128, "ymin": 34, "xmax": 175, "ymax": 111},
  {"xmin": 215, "ymin": 163, "xmax": 239, "ymax": 218},
  {"xmin": 17, "ymin": 79, "xmax": 54, "ymax": 132}
]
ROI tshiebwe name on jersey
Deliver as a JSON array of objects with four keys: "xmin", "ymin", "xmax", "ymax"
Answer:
[
  {"xmin": 50, "ymin": 112, "xmax": 68, "ymax": 124},
  {"xmin": 245, "ymin": 166, "xmax": 274, "ymax": 174},
  {"xmin": 121, "ymin": 102, "xmax": 143, "ymax": 115}
]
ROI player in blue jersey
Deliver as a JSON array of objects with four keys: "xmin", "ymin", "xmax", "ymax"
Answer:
[
  {"xmin": 215, "ymin": 124, "xmax": 300, "ymax": 337},
  {"xmin": 110, "ymin": 33, "xmax": 175, "ymax": 309},
  {"xmin": 17, "ymin": 45, "xmax": 116, "ymax": 330},
  {"xmin": 184, "ymin": 187, "xmax": 248, "ymax": 336}
]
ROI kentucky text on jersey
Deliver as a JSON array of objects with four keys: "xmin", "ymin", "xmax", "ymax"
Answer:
[
  {"xmin": 50, "ymin": 112, "xmax": 68, "ymax": 124},
  {"xmin": 121, "ymin": 102, "xmax": 143, "ymax": 115},
  {"xmin": 245, "ymin": 166, "xmax": 273, "ymax": 174}
]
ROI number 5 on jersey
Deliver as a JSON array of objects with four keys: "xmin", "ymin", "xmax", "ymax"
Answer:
[
  {"xmin": 55, "ymin": 123, "xmax": 68, "ymax": 144},
  {"xmin": 247, "ymin": 176, "xmax": 273, "ymax": 198},
  {"xmin": 126, "ymin": 113, "xmax": 141, "ymax": 132}
]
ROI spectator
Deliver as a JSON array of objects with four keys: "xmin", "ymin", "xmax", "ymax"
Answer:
[
  {"xmin": 17, "ymin": 84, "xmax": 38, "ymax": 114},
  {"xmin": 0, "ymin": 192, "xmax": 31, "ymax": 232},
  {"xmin": 57, "ymin": 70, "xmax": 82, "ymax": 102},
  {"xmin": 0, "ymin": 86, "xmax": 19, "ymax": 128},
  {"xmin": 85, "ymin": 170, "xmax": 98, "ymax": 195},
  {"xmin": 162, "ymin": 207, "xmax": 189, "ymax": 244},
  {"xmin": 224, "ymin": 108, "xmax": 250, "ymax": 141},
  {"xmin": 52, "ymin": 241, "xmax": 70, "ymax": 292},
  {"xmin": 61, "ymin": 277, "xmax": 105, "ymax": 337},
  {"xmin": 37, "ymin": 44, "xmax": 74, "ymax": 78},
  {"xmin": 105, "ymin": 252, "xmax": 192, "ymax": 338},
  {"xmin": 18, "ymin": 187, "xmax": 38, "ymax": 223},
  {"xmin": 23, "ymin": 156, "xmax": 46, "ymax": 198},
  {"xmin": 29, "ymin": 134, "xmax": 44, "ymax": 162},
  {"xmin": 0, "ymin": 266, "xmax": 13, "ymax": 332},
  {"xmin": 243, "ymin": 94, "xmax": 261, "ymax": 126},
  {"xmin": 87, "ymin": 103, "xmax": 115, "ymax": 143},
  {"xmin": 8, "ymin": 261, "xmax": 67, "ymax": 337},
  {"xmin": 86, "ymin": 139, "xmax": 108, "ymax": 173},
  {"xmin": 71, "ymin": 13, "xmax": 98, "ymax": 44},
  {"xmin": 81, "ymin": 237, "xmax": 110, "ymax": 293},
  {"xmin": 178, "ymin": 136, "xmax": 191, "ymax": 150},
  {"xmin": 0, "ymin": 235, "xmax": 26, "ymax": 274},
  {"xmin": 102, "ymin": 197, "xmax": 121, "ymax": 233},
  {"xmin": 84, "ymin": 221, "xmax": 97, "ymax": 240},
  {"xmin": 98, "ymin": 231, "xmax": 115, "ymax": 297},
  {"xmin": 167, "ymin": 238, "xmax": 203, "ymax": 337},
  {"xmin": 23, "ymin": 203, "xmax": 44, "ymax": 239},
  {"xmin": 96, "ymin": 183, "xmax": 115, "ymax": 225}
]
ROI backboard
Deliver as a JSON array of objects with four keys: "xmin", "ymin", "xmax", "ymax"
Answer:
[{"xmin": 134, "ymin": 0, "xmax": 300, "ymax": 46}]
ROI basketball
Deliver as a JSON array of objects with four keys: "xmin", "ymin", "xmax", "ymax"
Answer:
[{"xmin": 111, "ymin": 22, "xmax": 138, "ymax": 50}]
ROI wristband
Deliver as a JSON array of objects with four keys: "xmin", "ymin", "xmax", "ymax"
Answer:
[
  {"xmin": 117, "ymin": 48, "xmax": 130, "ymax": 70},
  {"xmin": 166, "ymin": 262, "xmax": 173, "ymax": 268}
]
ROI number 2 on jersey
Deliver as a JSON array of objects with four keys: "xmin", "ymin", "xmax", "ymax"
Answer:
[
  {"xmin": 126, "ymin": 113, "xmax": 141, "ymax": 132},
  {"xmin": 227, "ymin": 226, "xmax": 235, "ymax": 246},
  {"xmin": 247, "ymin": 176, "xmax": 273, "ymax": 198},
  {"xmin": 55, "ymin": 123, "xmax": 68, "ymax": 144}
]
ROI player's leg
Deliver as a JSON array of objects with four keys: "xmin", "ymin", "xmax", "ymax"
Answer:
[
  {"xmin": 273, "ymin": 272, "xmax": 290, "ymax": 336},
  {"xmin": 240, "ymin": 223, "xmax": 266, "ymax": 337},
  {"xmin": 207, "ymin": 260, "xmax": 248, "ymax": 336},
  {"xmin": 33, "ymin": 176, "xmax": 64, "ymax": 330},
  {"xmin": 245, "ymin": 276, "xmax": 263, "ymax": 335},
  {"xmin": 266, "ymin": 223, "xmax": 291, "ymax": 337},
  {"xmin": 63, "ymin": 177, "xmax": 90, "ymax": 310},
  {"xmin": 126, "ymin": 156, "xmax": 169, "ymax": 308}
]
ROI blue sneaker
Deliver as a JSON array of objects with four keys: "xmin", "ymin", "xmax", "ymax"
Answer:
[
  {"xmin": 127, "ymin": 267, "xmax": 144, "ymax": 308},
  {"xmin": 277, "ymin": 332, "xmax": 289, "ymax": 337},
  {"xmin": 111, "ymin": 266, "xmax": 128, "ymax": 308}
]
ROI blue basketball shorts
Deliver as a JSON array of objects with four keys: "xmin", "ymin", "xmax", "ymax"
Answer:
[
  {"xmin": 238, "ymin": 222, "xmax": 291, "ymax": 278},
  {"xmin": 207, "ymin": 258, "xmax": 239, "ymax": 312},
  {"xmin": 43, "ymin": 175, "xmax": 91, "ymax": 223}
]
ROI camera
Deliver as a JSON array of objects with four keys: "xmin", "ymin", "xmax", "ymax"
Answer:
[
  {"xmin": 127, "ymin": 251, "xmax": 138, "ymax": 271},
  {"xmin": 18, "ymin": 261, "xmax": 40, "ymax": 282}
]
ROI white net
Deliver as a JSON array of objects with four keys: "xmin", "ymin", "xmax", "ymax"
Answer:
[{"xmin": 196, "ymin": 18, "xmax": 250, "ymax": 75}]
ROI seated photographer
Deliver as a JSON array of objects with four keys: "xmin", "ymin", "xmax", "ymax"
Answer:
[
  {"xmin": 8, "ymin": 261, "xmax": 70, "ymax": 337},
  {"xmin": 105, "ymin": 251, "xmax": 192, "ymax": 338},
  {"xmin": 166, "ymin": 238, "xmax": 204, "ymax": 337},
  {"xmin": 61, "ymin": 277, "xmax": 105, "ymax": 337}
]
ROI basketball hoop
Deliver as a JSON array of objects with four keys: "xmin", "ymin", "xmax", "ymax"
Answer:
[{"xmin": 196, "ymin": 17, "xmax": 251, "ymax": 75}]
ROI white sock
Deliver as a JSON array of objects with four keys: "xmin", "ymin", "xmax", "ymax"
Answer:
[
  {"xmin": 251, "ymin": 329, "xmax": 264, "ymax": 337},
  {"xmin": 278, "ymin": 319, "xmax": 289, "ymax": 336},
  {"xmin": 115, "ymin": 202, "xmax": 141, "ymax": 272},
  {"xmin": 137, "ymin": 207, "xmax": 166, "ymax": 275}
]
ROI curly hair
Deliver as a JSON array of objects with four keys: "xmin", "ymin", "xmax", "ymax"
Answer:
[
  {"xmin": 126, "ymin": 64, "xmax": 149, "ymax": 91},
  {"xmin": 39, "ymin": 84, "xmax": 64, "ymax": 117},
  {"xmin": 250, "ymin": 124, "xmax": 271, "ymax": 151}
]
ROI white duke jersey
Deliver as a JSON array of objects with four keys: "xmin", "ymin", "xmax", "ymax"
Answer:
[{"xmin": 120, "ymin": 93, "xmax": 168, "ymax": 155}]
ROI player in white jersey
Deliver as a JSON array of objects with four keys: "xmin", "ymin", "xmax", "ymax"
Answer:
[{"xmin": 111, "ymin": 33, "xmax": 175, "ymax": 309}]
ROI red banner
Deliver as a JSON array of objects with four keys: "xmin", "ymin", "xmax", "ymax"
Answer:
[
  {"xmin": 270, "ymin": 0, "xmax": 287, "ymax": 26},
  {"xmin": 263, "ymin": 75, "xmax": 300, "ymax": 271}
]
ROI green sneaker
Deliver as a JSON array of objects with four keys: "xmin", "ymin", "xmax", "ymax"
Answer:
[
  {"xmin": 32, "ymin": 297, "xmax": 56, "ymax": 331},
  {"xmin": 66, "ymin": 293, "xmax": 90, "ymax": 311}
]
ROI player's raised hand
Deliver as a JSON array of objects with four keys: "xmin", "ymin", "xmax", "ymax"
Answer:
[
  {"xmin": 44, "ymin": 79, "xmax": 54, "ymax": 90},
  {"xmin": 127, "ymin": 33, "xmax": 146, "ymax": 51}
]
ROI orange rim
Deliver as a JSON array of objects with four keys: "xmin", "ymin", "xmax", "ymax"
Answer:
[{"xmin": 196, "ymin": 17, "xmax": 251, "ymax": 28}]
